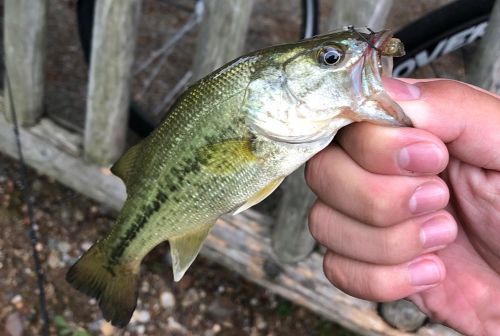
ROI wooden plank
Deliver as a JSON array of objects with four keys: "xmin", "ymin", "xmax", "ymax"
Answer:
[
  {"xmin": 191, "ymin": 0, "xmax": 254, "ymax": 81},
  {"xmin": 84, "ymin": 0, "xmax": 142, "ymax": 165},
  {"xmin": 3, "ymin": 0, "xmax": 48, "ymax": 126},
  {"xmin": 467, "ymin": 0, "xmax": 500, "ymax": 93},
  {"xmin": 0, "ymin": 113, "xmax": 126, "ymax": 211},
  {"xmin": 327, "ymin": 0, "xmax": 393, "ymax": 31},
  {"xmin": 272, "ymin": 165, "xmax": 316, "ymax": 263}
]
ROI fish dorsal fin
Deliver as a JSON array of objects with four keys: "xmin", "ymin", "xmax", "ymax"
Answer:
[
  {"xmin": 111, "ymin": 142, "xmax": 143, "ymax": 186},
  {"xmin": 200, "ymin": 139, "xmax": 257, "ymax": 174},
  {"xmin": 169, "ymin": 224, "xmax": 212, "ymax": 281},
  {"xmin": 233, "ymin": 176, "xmax": 285, "ymax": 215}
]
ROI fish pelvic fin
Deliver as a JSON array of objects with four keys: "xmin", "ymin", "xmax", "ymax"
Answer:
[
  {"xmin": 111, "ymin": 141, "xmax": 143, "ymax": 186},
  {"xmin": 170, "ymin": 224, "xmax": 213, "ymax": 282},
  {"xmin": 66, "ymin": 243, "xmax": 140, "ymax": 328},
  {"xmin": 233, "ymin": 176, "xmax": 285, "ymax": 215}
]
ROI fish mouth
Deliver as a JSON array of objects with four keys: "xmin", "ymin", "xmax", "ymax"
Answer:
[{"xmin": 358, "ymin": 30, "xmax": 413, "ymax": 127}]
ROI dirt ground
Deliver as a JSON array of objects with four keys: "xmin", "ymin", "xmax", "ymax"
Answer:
[{"xmin": 1, "ymin": 0, "xmax": 462, "ymax": 335}]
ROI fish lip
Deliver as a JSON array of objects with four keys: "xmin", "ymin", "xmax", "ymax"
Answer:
[
  {"xmin": 370, "ymin": 30, "xmax": 395, "ymax": 80},
  {"xmin": 362, "ymin": 30, "xmax": 413, "ymax": 127}
]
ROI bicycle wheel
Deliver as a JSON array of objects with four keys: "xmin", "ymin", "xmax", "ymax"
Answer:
[{"xmin": 393, "ymin": 0, "xmax": 494, "ymax": 77}]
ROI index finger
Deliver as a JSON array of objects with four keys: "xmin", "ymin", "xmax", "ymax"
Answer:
[{"xmin": 383, "ymin": 78, "xmax": 500, "ymax": 170}]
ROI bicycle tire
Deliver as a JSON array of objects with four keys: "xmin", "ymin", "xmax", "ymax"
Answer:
[{"xmin": 393, "ymin": 0, "xmax": 494, "ymax": 77}]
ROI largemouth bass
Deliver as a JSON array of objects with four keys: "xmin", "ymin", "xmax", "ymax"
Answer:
[{"xmin": 67, "ymin": 28, "xmax": 411, "ymax": 327}]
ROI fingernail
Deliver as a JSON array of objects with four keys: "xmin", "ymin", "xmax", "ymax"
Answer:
[
  {"xmin": 408, "ymin": 258, "xmax": 443, "ymax": 286},
  {"xmin": 398, "ymin": 142, "xmax": 444, "ymax": 173},
  {"xmin": 383, "ymin": 77, "xmax": 421, "ymax": 100},
  {"xmin": 420, "ymin": 216, "xmax": 456, "ymax": 250},
  {"xmin": 409, "ymin": 182, "xmax": 448, "ymax": 214}
]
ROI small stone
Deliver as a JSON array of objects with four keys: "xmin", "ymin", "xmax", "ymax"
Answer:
[
  {"xmin": 35, "ymin": 243, "xmax": 43, "ymax": 252},
  {"xmin": 47, "ymin": 251, "xmax": 61, "ymax": 269},
  {"xmin": 136, "ymin": 325, "xmax": 146, "ymax": 334},
  {"xmin": 74, "ymin": 209, "xmax": 85, "ymax": 222},
  {"xmin": 87, "ymin": 320, "xmax": 101, "ymax": 332},
  {"xmin": 207, "ymin": 298, "xmax": 235, "ymax": 319},
  {"xmin": 379, "ymin": 300, "xmax": 427, "ymax": 332},
  {"xmin": 256, "ymin": 315, "xmax": 267, "ymax": 330},
  {"xmin": 160, "ymin": 291, "xmax": 175, "ymax": 311},
  {"xmin": 134, "ymin": 310, "xmax": 150, "ymax": 323},
  {"xmin": 166, "ymin": 317, "xmax": 189, "ymax": 334},
  {"xmin": 100, "ymin": 320, "xmax": 115, "ymax": 336},
  {"xmin": 11, "ymin": 295, "xmax": 23, "ymax": 309},
  {"xmin": 181, "ymin": 288, "xmax": 200, "ymax": 307},
  {"xmin": 250, "ymin": 298, "xmax": 258, "ymax": 306},
  {"xmin": 5, "ymin": 312, "xmax": 23, "ymax": 336},
  {"xmin": 31, "ymin": 180, "xmax": 43, "ymax": 192},
  {"xmin": 57, "ymin": 241, "xmax": 71, "ymax": 254},
  {"xmin": 217, "ymin": 285, "xmax": 225, "ymax": 293},
  {"xmin": 80, "ymin": 241, "xmax": 92, "ymax": 251},
  {"xmin": 212, "ymin": 324, "xmax": 221, "ymax": 333}
]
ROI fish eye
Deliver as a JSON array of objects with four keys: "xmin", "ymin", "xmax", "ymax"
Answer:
[{"xmin": 318, "ymin": 47, "xmax": 343, "ymax": 66}]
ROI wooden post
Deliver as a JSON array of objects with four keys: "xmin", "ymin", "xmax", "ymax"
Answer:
[
  {"xmin": 467, "ymin": 0, "xmax": 500, "ymax": 94},
  {"xmin": 191, "ymin": 0, "xmax": 254, "ymax": 81},
  {"xmin": 84, "ymin": 0, "xmax": 141, "ymax": 166},
  {"xmin": 327, "ymin": 0, "xmax": 393, "ymax": 31},
  {"xmin": 272, "ymin": 166, "xmax": 317, "ymax": 263},
  {"xmin": 4, "ymin": 0, "xmax": 48, "ymax": 126}
]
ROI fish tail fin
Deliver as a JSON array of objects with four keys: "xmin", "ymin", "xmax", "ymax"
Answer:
[{"xmin": 66, "ymin": 243, "xmax": 140, "ymax": 328}]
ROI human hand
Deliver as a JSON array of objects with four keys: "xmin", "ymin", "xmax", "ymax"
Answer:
[{"xmin": 305, "ymin": 78, "xmax": 500, "ymax": 335}]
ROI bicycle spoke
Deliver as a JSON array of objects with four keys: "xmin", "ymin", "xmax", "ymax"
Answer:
[{"xmin": 152, "ymin": 70, "xmax": 192, "ymax": 122}]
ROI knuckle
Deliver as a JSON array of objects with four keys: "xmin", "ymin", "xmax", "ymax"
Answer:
[
  {"xmin": 323, "ymin": 253, "xmax": 348, "ymax": 289},
  {"xmin": 308, "ymin": 202, "xmax": 324, "ymax": 239},
  {"xmin": 304, "ymin": 153, "xmax": 323, "ymax": 189},
  {"xmin": 362, "ymin": 184, "xmax": 394, "ymax": 226},
  {"xmin": 379, "ymin": 227, "xmax": 414, "ymax": 264},
  {"xmin": 366, "ymin": 269, "xmax": 398, "ymax": 302},
  {"xmin": 308, "ymin": 201, "xmax": 334, "ymax": 244}
]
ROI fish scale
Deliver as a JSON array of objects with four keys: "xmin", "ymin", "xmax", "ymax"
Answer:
[{"xmin": 66, "ymin": 28, "xmax": 411, "ymax": 327}]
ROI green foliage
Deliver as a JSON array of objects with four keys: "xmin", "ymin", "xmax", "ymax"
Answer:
[{"xmin": 53, "ymin": 315, "xmax": 91, "ymax": 336}]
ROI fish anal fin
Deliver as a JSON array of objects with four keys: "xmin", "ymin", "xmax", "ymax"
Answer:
[
  {"xmin": 200, "ymin": 139, "xmax": 257, "ymax": 174},
  {"xmin": 66, "ymin": 243, "xmax": 140, "ymax": 328},
  {"xmin": 169, "ymin": 224, "xmax": 213, "ymax": 281},
  {"xmin": 233, "ymin": 176, "xmax": 285, "ymax": 215},
  {"xmin": 111, "ymin": 141, "xmax": 143, "ymax": 186}
]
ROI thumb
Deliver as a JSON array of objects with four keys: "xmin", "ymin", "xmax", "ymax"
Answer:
[{"xmin": 383, "ymin": 78, "xmax": 500, "ymax": 170}]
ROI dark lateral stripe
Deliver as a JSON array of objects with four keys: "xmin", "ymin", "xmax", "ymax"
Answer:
[
  {"xmin": 109, "ymin": 190, "xmax": 167, "ymax": 263},
  {"xmin": 108, "ymin": 157, "xmax": 203, "ymax": 263}
]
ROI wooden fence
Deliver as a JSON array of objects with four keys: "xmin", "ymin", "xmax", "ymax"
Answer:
[{"xmin": 2, "ymin": 0, "xmax": 498, "ymax": 334}]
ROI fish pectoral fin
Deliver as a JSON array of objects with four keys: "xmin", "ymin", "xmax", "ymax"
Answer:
[
  {"xmin": 169, "ymin": 224, "xmax": 213, "ymax": 281},
  {"xmin": 200, "ymin": 139, "xmax": 257, "ymax": 174},
  {"xmin": 111, "ymin": 141, "xmax": 143, "ymax": 186},
  {"xmin": 233, "ymin": 176, "xmax": 285, "ymax": 215}
]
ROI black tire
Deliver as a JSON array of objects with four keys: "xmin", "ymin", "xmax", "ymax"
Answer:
[{"xmin": 393, "ymin": 0, "xmax": 494, "ymax": 77}]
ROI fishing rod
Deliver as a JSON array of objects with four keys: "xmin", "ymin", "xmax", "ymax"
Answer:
[{"xmin": 4, "ymin": 67, "xmax": 50, "ymax": 335}]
